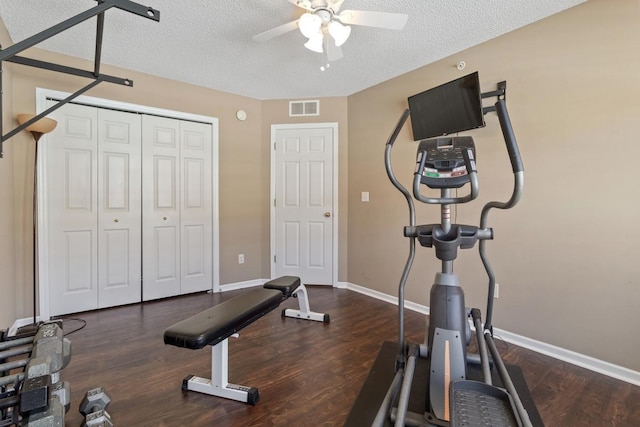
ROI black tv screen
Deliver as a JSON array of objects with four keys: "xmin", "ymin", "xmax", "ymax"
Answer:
[{"xmin": 407, "ymin": 72, "xmax": 485, "ymax": 141}]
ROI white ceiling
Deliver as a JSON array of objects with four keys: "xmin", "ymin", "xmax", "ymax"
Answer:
[{"xmin": 1, "ymin": 0, "xmax": 585, "ymax": 100}]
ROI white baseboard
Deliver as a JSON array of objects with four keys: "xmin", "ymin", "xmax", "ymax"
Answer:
[
  {"xmin": 493, "ymin": 327, "xmax": 640, "ymax": 387},
  {"xmin": 219, "ymin": 279, "xmax": 267, "ymax": 292},
  {"xmin": 8, "ymin": 317, "xmax": 42, "ymax": 337},
  {"xmin": 345, "ymin": 282, "xmax": 640, "ymax": 387},
  {"xmin": 347, "ymin": 282, "xmax": 430, "ymax": 315}
]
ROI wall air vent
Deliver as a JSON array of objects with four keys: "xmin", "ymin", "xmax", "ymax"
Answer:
[{"xmin": 289, "ymin": 100, "xmax": 320, "ymax": 117}]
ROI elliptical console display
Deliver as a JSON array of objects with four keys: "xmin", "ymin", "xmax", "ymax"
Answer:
[{"xmin": 415, "ymin": 136, "xmax": 476, "ymax": 189}]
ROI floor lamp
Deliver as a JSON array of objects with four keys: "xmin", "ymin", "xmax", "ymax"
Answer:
[{"xmin": 16, "ymin": 113, "xmax": 57, "ymax": 335}]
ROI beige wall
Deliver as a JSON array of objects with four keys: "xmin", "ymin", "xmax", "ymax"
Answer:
[{"xmin": 348, "ymin": 0, "xmax": 640, "ymax": 371}]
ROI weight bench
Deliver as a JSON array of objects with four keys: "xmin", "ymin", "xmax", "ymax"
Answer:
[{"xmin": 163, "ymin": 276, "xmax": 329, "ymax": 404}]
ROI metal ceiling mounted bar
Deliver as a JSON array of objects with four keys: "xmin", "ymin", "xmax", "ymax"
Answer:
[
  {"xmin": 0, "ymin": 0, "xmax": 161, "ymax": 158},
  {"xmin": 95, "ymin": 12, "xmax": 106, "ymax": 76}
]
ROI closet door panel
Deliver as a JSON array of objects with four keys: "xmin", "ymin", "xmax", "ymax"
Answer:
[
  {"xmin": 46, "ymin": 102, "xmax": 99, "ymax": 316},
  {"xmin": 142, "ymin": 116, "xmax": 181, "ymax": 300},
  {"xmin": 155, "ymin": 226, "xmax": 179, "ymax": 279},
  {"xmin": 180, "ymin": 121, "xmax": 213, "ymax": 294},
  {"xmin": 97, "ymin": 109, "xmax": 142, "ymax": 308}
]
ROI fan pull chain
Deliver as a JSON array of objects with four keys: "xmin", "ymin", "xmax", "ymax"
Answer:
[{"xmin": 320, "ymin": 36, "xmax": 330, "ymax": 71}]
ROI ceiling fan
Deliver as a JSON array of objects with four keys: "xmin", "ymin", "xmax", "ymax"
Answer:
[{"xmin": 253, "ymin": 0, "xmax": 408, "ymax": 62}]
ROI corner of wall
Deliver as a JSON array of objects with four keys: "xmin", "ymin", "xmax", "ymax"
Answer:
[{"xmin": 0, "ymin": 17, "xmax": 18, "ymax": 326}]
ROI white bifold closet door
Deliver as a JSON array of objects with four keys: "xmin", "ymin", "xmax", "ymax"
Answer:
[
  {"xmin": 45, "ymin": 102, "xmax": 213, "ymax": 316},
  {"xmin": 46, "ymin": 102, "xmax": 142, "ymax": 315},
  {"xmin": 141, "ymin": 115, "xmax": 212, "ymax": 301}
]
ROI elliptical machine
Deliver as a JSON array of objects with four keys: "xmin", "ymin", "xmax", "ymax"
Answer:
[{"xmin": 374, "ymin": 74, "xmax": 534, "ymax": 427}]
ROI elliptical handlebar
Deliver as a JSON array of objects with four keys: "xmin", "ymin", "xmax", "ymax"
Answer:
[
  {"xmin": 386, "ymin": 109, "xmax": 410, "ymax": 148},
  {"xmin": 480, "ymin": 98, "xmax": 525, "ymax": 227},
  {"xmin": 496, "ymin": 99, "xmax": 524, "ymax": 174},
  {"xmin": 385, "ymin": 109, "xmax": 415, "ymax": 227},
  {"xmin": 479, "ymin": 98, "xmax": 525, "ymax": 331},
  {"xmin": 384, "ymin": 108, "xmax": 417, "ymax": 367}
]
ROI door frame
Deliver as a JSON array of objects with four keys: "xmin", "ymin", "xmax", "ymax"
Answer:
[
  {"xmin": 35, "ymin": 88, "xmax": 220, "ymax": 320},
  {"xmin": 270, "ymin": 122, "xmax": 338, "ymax": 285}
]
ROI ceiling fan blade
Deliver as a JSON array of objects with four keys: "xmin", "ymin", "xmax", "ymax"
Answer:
[
  {"xmin": 326, "ymin": 36, "xmax": 344, "ymax": 62},
  {"xmin": 338, "ymin": 10, "xmax": 408, "ymax": 30},
  {"xmin": 253, "ymin": 20, "xmax": 300, "ymax": 42},
  {"xmin": 328, "ymin": 0, "xmax": 346, "ymax": 13},
  {"xmin": 286, "ymin": 0, "xmax": 313, "ymax": 11}
]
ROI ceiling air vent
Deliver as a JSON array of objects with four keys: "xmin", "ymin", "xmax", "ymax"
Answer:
[{"xmin": 289, "ymin": 100, "xmax": 319, "ymax": 117}]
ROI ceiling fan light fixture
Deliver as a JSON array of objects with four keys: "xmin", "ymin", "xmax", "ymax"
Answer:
[
  {"xmin": 299, "ymin": 12, "xmax": 322, "ymax": 38},
  {"xmin": 304, "ymin": 35, "xmax": 324, "ymax": 53},
  {"xmin": 328, "ymin": 20, "xmax": 351, "ymax": 46}
]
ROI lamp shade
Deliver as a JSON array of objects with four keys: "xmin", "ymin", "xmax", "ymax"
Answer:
[
  {"xmin": 304, "ymin": 35, "xmax": 324, "ymax": 53},
  {"xmin": 17, "ymin": 114, "xmax": 58, "ymax": 134},
  {"xmin": 328, "ymin": 21, "xmax": 351, "ymax": 47},
  {"xmin": 299, "ymin": 13, "xmax": 322, "ymax": 39}
]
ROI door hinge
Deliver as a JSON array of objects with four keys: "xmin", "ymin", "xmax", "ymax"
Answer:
[
  {"xmin": 274, "ymin": 255, "xmax": 276, "ymax": 263},
  {"xmin": 273, "ymin": 142, "xmax": 276, "ymax": 150},
  {"xmin": 273, "ymin": 198, "xmax": 276, "ymax": 207}
]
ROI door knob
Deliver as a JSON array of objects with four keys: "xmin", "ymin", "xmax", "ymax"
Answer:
[
  {"xmin": 114, "ymin": 218, "xmax": 119, "ymax": 223},
  {"xmin": 324, "ymin": 212, "xmax": 331, "ymax": 217},
  {"xmin": 163, "ymin": 216, "xmax": 168, "ymax": 221}
]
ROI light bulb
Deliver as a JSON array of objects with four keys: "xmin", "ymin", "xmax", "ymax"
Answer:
[{"xmin": 299, "ymin": 13, "xmax": 322, "ymax": 39}]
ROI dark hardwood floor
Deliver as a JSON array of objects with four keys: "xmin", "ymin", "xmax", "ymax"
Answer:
[{"xmin": 53, "ymin": 287, "xmax": 640, "ymax": 426}]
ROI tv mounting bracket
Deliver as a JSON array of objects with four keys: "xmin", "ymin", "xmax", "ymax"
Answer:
[
  {"xmin": 481, "ymin": 80, "xmax": 507, "ymax": 115},
  {"xmin": 0, "ymin": 0, "xmax": 161, "ymax": 158}
]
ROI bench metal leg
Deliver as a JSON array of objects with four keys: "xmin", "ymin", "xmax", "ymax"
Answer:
[
  {"xmin": 282, "ymin": 284, "xmax": 330, "ymax": 323},
  {"xmin": 182, "ymin": 338, "xmax": 259, "ymax": 405}
]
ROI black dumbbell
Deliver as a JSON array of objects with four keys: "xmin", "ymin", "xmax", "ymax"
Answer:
[
  {"xmin": 22, "ymin": 394, "xmax": 65, "ymax": 427},
  {"xmin": 79, "ymin": 387, "xmax": 113, "ymax": 427},
  {"xmin": 19, "ymin": 375, "xmax": 51, "ymax": 415}
]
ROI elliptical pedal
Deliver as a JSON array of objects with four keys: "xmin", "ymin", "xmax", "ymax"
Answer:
[{"xmin": 450, "ymin": 380, "xmax": 521, "ymax": 427}]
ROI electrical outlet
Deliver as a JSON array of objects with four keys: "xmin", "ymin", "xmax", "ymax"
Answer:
[
  {"xmin": 238, "ymin": 254, "xmax": 245, "ymax": 264},
  {"xmin": 494, "ymin": 283, "xmax": 500, "ymax": 299}
]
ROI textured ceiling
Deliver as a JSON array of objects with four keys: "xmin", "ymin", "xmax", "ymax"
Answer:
[{"xmin": 0, "ymin": 0, "xmax": 586, "ymax": 100}]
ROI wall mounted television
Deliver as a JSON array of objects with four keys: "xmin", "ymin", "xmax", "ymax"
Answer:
[{"xmin": 407, "ymin": 71, "xmax": 485, "ymax": 141}]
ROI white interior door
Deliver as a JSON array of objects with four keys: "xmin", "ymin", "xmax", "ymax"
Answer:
[
  {"xmin": 37, "ymin": 88, "xmax": 220, "ymax": 319},
  {"xmin": 97, "ymin": 109, "xmax": 142, "ymax": 308},
  {"xmin": 273, "ymin": 125, "xmax": 335, "ymax": 285},
  {"xmin": 46, "ymin": 102, "xmax": 99, "ymax": 315},
  {"xmin": 142, "ymin": 115, "xmax": 181, "ymax": 300},
  {"xmin": 179, "ymin": 120, "xmax": 213, "ymax": 294}
]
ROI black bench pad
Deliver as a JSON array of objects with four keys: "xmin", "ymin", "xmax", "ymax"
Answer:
[
  {"xmin": 164, "ymin": 288, "xmax": 283, "ymax": 350},
  {"xmin": 263, "ymin": 276, "xmax": 301, "ymax": 298}
]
